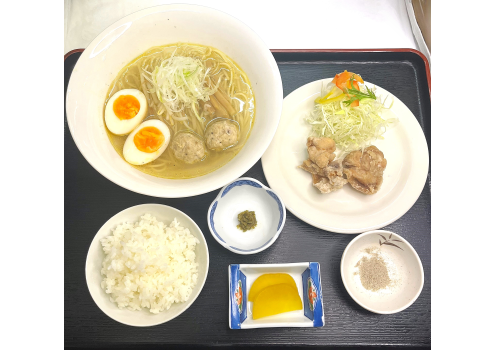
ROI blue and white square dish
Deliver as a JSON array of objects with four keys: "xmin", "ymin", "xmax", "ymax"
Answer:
[
  {"xmin": 228, "ymin": 262, "xmax": 325, "ymax": 329},
  {"xmin": 207, "ymin": 177, "xmax": 286, "ymax": 255}
]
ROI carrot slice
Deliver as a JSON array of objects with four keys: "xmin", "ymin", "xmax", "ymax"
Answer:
[
  {"xmin": 331, "ymin": 70, "xmax": 364, "ymax": 91},
  {"xmin": 331, "ymin": 70, "xmax": 365, "ymax": 106}
]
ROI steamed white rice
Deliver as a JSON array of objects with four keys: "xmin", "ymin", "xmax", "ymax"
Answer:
[{"xmin": 100, "ymin": 214, "xmax": 200, "ymax": 314}]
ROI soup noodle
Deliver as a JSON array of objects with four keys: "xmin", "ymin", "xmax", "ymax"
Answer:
[{"xmin": 104, "ymin": 43, "xmax": 255, "ymax": 179}]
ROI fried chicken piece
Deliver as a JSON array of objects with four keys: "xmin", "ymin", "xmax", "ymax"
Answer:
[
  {"xmin": 307, "ymin": 137, "xmax": 336, "ymax": 168},
  {"xmin": 324, "ymin": 159, "xmax": 346, "ymax": 179},
  {"xmin": 300, "ymin": 158, "xmax": 326, "ymax": 177},
  {"xmin": 300, "ymin": 158, "xmax": 348, "ymax": 193},
  {"xmin": 312, "ymin": 175, "xmax": 334, "ymax": 194},
  {"xmin": 299, "ymin": 137, "xmax": 348, "ymax": 194},
  {"xmin": 310, "ymin": 160, "xmax": 349, "ymax": 193},
  {"xmin": 343, "ymin": 145, "xmax": 387, "ymax": 195}
]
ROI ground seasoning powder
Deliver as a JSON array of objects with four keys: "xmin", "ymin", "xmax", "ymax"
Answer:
[{"xmin": 354, "ymin": 248, "xmax": 393, "ymax": 291}]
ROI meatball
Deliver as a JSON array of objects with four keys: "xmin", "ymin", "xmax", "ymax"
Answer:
[
  {"xmin": 205, "ymin": 120, "xmax": 239, "ymax": 151},
  {"xmin": 170, "ymin": 132, "xmax": 206, "ymax": 164}
]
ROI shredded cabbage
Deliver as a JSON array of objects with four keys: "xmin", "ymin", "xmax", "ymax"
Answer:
[
  {"xmin": 306, "ymin": 82, "xmax": 396, "ymax": 153},
  {"xmin": 142, "ymin": 53, "xmax": 218, "ymax": 121}
]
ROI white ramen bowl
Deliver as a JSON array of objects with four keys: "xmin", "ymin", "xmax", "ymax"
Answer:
[
  {"xmin": 85, "ymin": 204, "xmax": 209, "ymax": 327},
  {"xmin": 66, "ymin": 4, "xmax": 283, "ymax": 198},
  {"xmin": 340, "ymin": 230, "xmax": 424, "ymax": 314}
]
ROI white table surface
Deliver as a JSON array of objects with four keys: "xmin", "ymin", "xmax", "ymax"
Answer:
[{"xmin": 64, "ymin": 0, "xmax": 419, "ymax": 54}]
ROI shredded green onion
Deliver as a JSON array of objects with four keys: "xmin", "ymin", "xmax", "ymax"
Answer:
[
  {"xmin": 142, "ymin": 53, "xmax": 218, "ymax": 121},
  {"xmin": 306, "ymin": 82, "xmax": 396, "ymax": 152}
]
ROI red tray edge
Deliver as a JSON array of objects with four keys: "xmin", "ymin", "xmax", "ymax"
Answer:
[
  {"xmin": 64, "ymin": 48, "xmax": 85, "ymax": 61},
  {"xmin": 64, "ymin": 48, "xmax": 431, "ymax": 95}
]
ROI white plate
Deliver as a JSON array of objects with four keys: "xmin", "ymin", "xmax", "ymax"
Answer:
[
  {"xmin": 85, "ymin": 204, "xmax": 209, "ymax": 327},
  {"xmin": 261, "ymin": 79, "xmax": 429, "ymax": 234}
]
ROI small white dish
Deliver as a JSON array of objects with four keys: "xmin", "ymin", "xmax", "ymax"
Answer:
[
  {"xmin": 261, "ymin": 78, "xmax": 429, "ymax": 233},
  {"xmin": 85, "ymin": 204, "xmax": 209, "ymax": 327},
  {"xmin": 229, "ymin": 262, "xmax": 324, "ymax": 329},
  {"xmin": 340, "ymin": 230, "xmax": 424, "ymax": 314},
  {"xmin": 65, "ymin": 4, "xmax": 283, "ymax": 198},
  {"xmin": 207, "ymin": 177, "xmax": 286, "ymax": 255}
]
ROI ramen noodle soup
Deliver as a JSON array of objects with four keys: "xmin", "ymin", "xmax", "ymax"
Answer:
[{"xmin": 103, "ymin": 43, "xmax": 255, "ymax": 179}]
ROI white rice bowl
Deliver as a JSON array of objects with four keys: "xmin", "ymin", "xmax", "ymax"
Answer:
[{"xmin": 100, "ymin": 214, "xmax": 200, "ymax": 314}]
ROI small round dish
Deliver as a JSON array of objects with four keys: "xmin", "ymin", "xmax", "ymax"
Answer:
[
  {"xmin": 85, "ymin": 204, "xmax": 209, "ymax": 327},
  {"xmin": 340, "ymin": 230, "xmax": 424, "ymax": 314},
  {"xmin": 207, "ymin": 177, "xmax": 286, "ymax": 255}
]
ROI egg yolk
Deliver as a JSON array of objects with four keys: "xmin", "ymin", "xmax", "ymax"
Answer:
[
  {"xmin": 113, "ymin": 95, "xmax": 140, "ymax": 120},
  {"xmin": 133, "ymin": 127, "xmax": 165, "ymax": 153}
]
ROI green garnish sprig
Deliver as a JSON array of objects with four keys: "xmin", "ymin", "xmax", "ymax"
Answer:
[{"xmin": 343, "ymin": 75, "xmax": 377, "ymax": 106}]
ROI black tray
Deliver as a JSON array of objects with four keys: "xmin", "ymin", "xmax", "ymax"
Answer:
[{"xmin": 65, "ymin": 49, "xmax": 431, "ymax": 348}]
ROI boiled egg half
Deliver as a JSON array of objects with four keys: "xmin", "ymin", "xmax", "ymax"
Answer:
[
  {"xmin": 123, "ymin": 119, "xmax": 171, "ymax": 165},
  {"xmin": 105, "ymin": 89, "xmax": 148, "ymax": 135}
]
